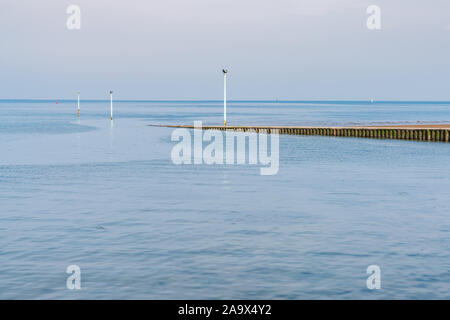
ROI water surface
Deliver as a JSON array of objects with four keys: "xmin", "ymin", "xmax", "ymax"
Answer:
[{"xmin": 0, "ymin": 100, "xmax": 449, "ymax": 299}]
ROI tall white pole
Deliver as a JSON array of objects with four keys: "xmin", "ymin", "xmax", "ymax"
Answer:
[
  {"xmin": 110, "ymin": 91, "xmax": 113, "ymax": 120},
  {"xmin": 77, "ymin": 91, "xmax": 80, "ymax": 117},
  {"xmin": 223, "ymin": 69, "xmax": 227, "ymax": 126}
]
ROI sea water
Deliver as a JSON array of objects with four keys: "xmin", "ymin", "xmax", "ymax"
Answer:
[{"xmin": 0, "ymin": 100, "xmax": 449, "ymax": 299}]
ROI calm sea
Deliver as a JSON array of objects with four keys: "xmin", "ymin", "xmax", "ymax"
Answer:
[{"xmin": 0, "ymin": 100, "xmax": 449, "ymax": 299}]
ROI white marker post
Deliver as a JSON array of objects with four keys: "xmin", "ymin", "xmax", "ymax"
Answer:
[
  {"xmin": 223, "ymin": 69, "xmax": 227, "ymax": 126},
  {"xmin": 109, "ymin": 90, "xmax": 113, "ymax": 120},
  {"xmin": 77, "ymin": 91, "xmax": 80, "ymax": 117}
]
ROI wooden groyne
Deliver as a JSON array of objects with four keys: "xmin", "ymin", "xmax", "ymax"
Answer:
[{"xmin": 152, "ymin": 124, "xmax": 450, "ymax": 142}]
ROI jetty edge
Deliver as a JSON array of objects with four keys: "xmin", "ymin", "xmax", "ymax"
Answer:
[{"xmin": 149, "ymin": 124, "xmax": 450, "ymax": 142}]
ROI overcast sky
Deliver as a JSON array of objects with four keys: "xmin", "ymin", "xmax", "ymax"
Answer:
[{"xmin": 1, "ymin": 0, "xmax": 450, "ymax": 100}]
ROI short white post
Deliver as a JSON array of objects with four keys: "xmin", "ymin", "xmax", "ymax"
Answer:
[
  {"xmin": 110, "ymin": 91, "xmax": 113, "ymax": 120},
  {"xmin": 77, "ymin": 91, "xmax": 80, "ymax": 117},
  {"xmin": 223, "ymin": 69, "xmax": 227, "ymax": 126}
]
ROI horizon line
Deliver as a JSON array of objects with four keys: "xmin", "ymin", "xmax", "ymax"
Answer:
[{"xmin": 2, "ymin": 99, "xmax": 450, "ymax": 103}]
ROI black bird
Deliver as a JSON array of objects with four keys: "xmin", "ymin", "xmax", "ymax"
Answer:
[{"xmin": 222, "ymin": 69, "xmax": 228, "ymax": 74}]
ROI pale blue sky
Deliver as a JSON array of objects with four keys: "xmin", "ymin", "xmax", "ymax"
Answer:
[{"xmin": 1, "ymin": 0, "xmax": 450, "ymax": 100}]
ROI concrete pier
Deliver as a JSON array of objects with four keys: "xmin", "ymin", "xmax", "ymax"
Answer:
[{"xmin": 152, "ymin": 124, "xmax": 450, "ymax": 142}]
